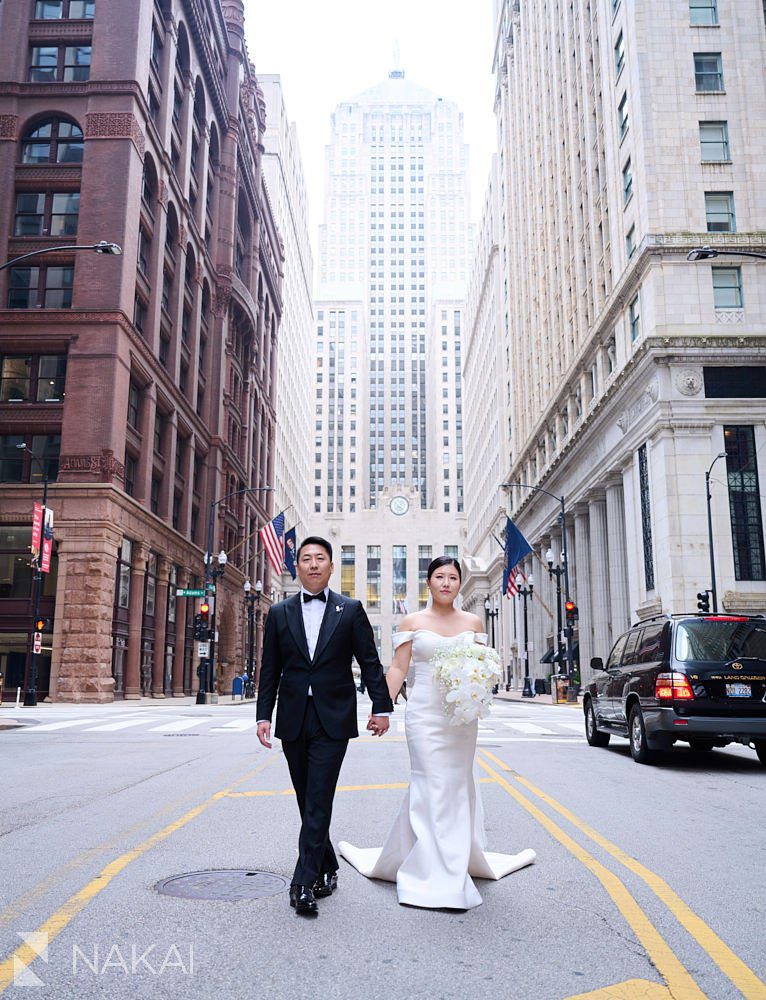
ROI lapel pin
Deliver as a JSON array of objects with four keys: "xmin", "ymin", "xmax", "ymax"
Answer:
[{"xmin": 336, "ymin": 605, "xmax": 344, "ymax": 612}]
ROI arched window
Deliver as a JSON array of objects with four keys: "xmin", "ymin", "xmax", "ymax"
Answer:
[
  {"xmin": 21, "ymin": 117, "xmax": 83, "ymax": 164},
  {"xmin": 141, "ymin": 154, "xmax": 158, "ymax": 212}
]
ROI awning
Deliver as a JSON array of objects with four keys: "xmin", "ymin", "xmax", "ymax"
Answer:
[
  {"xmin": 539, "ymin": 647, "xmax": 556, "ymax": 664},
  {"xmin": 553, "ymin": 643, "xmax": 579, "ymax": 664}
]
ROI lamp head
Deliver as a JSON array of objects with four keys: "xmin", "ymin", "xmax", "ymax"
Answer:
[
  {"xmin": 217, "ymin": 549, "xmax": 228, "ymax": 566},
  {"xmin": 515, "ymin": 572, "xmax": 523, "ymax": 587},
  {"xmin": 686, "ymin": 246, "xmax": 718, "ymax": 262},
  {"xmin": 484, "ymin": 597, "xmax": 490, "ymax": 611},
  {"xmin": 243, "ymin": 580, "xmax": 251, "ymax": 593},
  {"xmin": 528, "ymin": 573, "xmax": 535, "ymax": 588},
  {"xmin": 545, "ymin": 547, "xmax": 554, "ymax": 568},
  {"xmin": 93, "ymin": 241, "xmax": 122, "ymax": 256},
  {"xmin": 15, "ymin": 442, "xmax": 27, "ymax": 451},
  {"xmin": 255, "ymin": 579, "xmax": 263, "ymax": 594}
]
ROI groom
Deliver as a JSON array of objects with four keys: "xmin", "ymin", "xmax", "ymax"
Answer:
[{"xmin": 256, "ymin": 536, "xmax": 393, "ymax": 916}]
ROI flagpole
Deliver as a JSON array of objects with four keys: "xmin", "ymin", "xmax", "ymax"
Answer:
[{"xmin": 501, "ymin": 482, "xmax": 576, "ymax": 703}]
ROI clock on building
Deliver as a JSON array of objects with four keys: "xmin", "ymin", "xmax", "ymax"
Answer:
[{"xmin": 390, "ymin": 495, "xmax": 410, "ymax": 516}]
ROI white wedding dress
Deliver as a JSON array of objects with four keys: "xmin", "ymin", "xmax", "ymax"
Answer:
[{"xmin": 338, "ymin": 630, "xmax": 536, "ymax": 909}]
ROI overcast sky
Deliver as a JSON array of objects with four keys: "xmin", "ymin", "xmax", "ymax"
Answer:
[{"xmin": 243, "ymin": 0, "xmax": 497, "ymax": 233}]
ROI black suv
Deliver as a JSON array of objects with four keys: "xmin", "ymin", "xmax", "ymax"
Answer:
[{"xmin": 584, "ymin": 614, "xmax": 766, "ymax": 765}]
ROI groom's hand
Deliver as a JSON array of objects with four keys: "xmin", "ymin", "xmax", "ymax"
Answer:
[
  {"xmin": 367, "ymin": 715, "xmax": 389, "ymax": 737},
  {"xmin": 257, "ymin": 721, "xmax": 272, "ymax": 748}
]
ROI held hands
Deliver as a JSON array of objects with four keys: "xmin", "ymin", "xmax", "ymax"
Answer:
[
  {"xmin": 257, "ymin": 721, "xmax": 272, "ymax": 749},
  {"xmin": 367, "ymin": 714, "xmax": 390, "ymax": 737}
]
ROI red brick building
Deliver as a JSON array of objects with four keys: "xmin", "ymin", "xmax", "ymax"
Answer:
[{"xmin": 0, "ymin": 0, "xmax": 282, "ymax": 701}]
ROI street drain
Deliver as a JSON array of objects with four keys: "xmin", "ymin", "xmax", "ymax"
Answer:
[{"xmin": 155, "ymin": 870, "xmax": 289, "ymax": 901}]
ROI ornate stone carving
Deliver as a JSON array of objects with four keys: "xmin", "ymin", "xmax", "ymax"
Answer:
[
  {"xmin": 715, "ymin": 309, "xmax": 744, "ymax": 324},
  {"xmin": 85, "ymin": 112, "xmax": 145, "ymax": 157},
  {"xmin": 0, "ymin": 114, "xmax": 19, "ymax": 139},
  {"xmin": 675, "ymin": 369, "xmax": 703, "ymax": 396},
  {"xmin": 616, "ymin": 378, "xmax": 659, "ymax": 435}
]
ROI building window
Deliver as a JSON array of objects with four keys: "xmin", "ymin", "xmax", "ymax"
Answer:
[
  {"xmin": 705, "ymin": 191, "xmax": 735, "ymax": 232},
  {"xmin": 150, "ymin": 477, "xmax": 160, "ymax": 515},
  {"xmin": 127, "ymin": 381, "xmax": 140, "ymax": 429},
  {"xmin": 115, "ymin": 537, "xmax": 132, "ymax": 609},
  {"xmin": 712, "ymin": 267, "xmax": 743, "ymax": 309},
  {"xmin": 8, "ymin": 266, "xmax": 73, "ymax": 308},
  {"xmin": 699, "ymin": 121, "xmax": 729, "ymax": 161},
  {"xmin": 29, "ymin": 45, "xmax": 91, "ymax": 82},
  {"xmin": 418, "ymin": 545, "xmax": 432, "ymax": 609},
  {"xmin": 614, "ymin": 31, "xmax": 625, "ymax": 76},
  {"xmin": 392, "ymin": 545, "xmax": 407, "ymax": 614},
  {"xmin": 341, "ymin": 545, "xmax": 355, "ymax": 598},
  {"xmin": 0, "ymin": 434, "xmax": 60, "ymax": 483},
  {"xmin": 690, "ymin": 0, "xmax": 718, "ymax": 26},
  {"xmin": 629, "ymin": 293, "xmax": 641, "ymax": 341},
  {"xmin": 618, "ymin": 92, "xmax": 629, "ymax": 139},
  {"xmin": 0, "ymin": 354, "xmax": 66, "ymax": 402},
  {"xmin": 21, "ymin": 118, "xmax": 83, "ymax": 164},
  {"xmin": 366, "ymin": 545, "xmax": 381, "ymax": 610},
  {"xmin": 124, "ymin": 453, "xmax": 136, "ymax": 497},
  {"xmin": 622, "ymin": 158, "xmax": 633, "ymax": 204},
  {"xmin": 638, "ymin": 444, "xmax": 655, "ymax": 591},
  {"xmin": 35, "ymin": 1, "xmax": 95, "ymax": 16},
  {"xmin": 723, "ymin": 426, "xmax": 765, "ymax": 580},
  {"xmin": 626, "ymin": 224, "xmax": 636, "ymax": 258},
  {"xmin": 14, "ymin": 191, "xmax": 80, "ymax": 237},
  {"xmin": 694, "ymin": 52, "xmax": 723, "ymax": 92},
  {"xmin": 145, "ymin": 553, "xmax": 157, "ymax": 617}
]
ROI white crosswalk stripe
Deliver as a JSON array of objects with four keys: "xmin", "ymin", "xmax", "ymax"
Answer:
[
  {"xmin": 84, "ymin": 717, "xmax": 163, "ymax": 732},
  {"xmin": 17, "ymin": 718, "xmax": 102, "ymax": 732},
  {"xmin": 501, "ymin": 721, "xmax": 556, "ymax": 735},
  {"xmin": 148, "ymin": 718, "xmax": 209, "ymax": 733},
  {"xmin": 209, "ymin": 719, "xmax": 259, "ymax": 732}
]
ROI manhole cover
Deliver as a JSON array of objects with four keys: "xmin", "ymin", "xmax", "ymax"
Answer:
[{"xmin": 155, "ymin": 870, "xmax": 289, "ymax": 901}]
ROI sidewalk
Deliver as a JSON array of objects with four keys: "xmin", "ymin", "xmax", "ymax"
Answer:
[
  {"xmin": 493, "ymin": 687, "xmax": 583, "ymax": 707},
  {"xmin": 0, "ymin": 693, "xmax": 257, "ymax": 713}
]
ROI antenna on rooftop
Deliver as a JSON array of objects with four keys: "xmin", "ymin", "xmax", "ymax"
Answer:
[{"xmin": 389, "ymin": 40, "xmax": 404, "ymax": 79}]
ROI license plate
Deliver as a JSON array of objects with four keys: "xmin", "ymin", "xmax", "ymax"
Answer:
[{"xmin": 726, "ymin": 683, "xmax": 751, "ymax": 698}]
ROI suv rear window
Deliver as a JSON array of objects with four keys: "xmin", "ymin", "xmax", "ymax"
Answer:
[{"xmin": 675, "ymin": 619, "xmax": 766, "ymax": 662}]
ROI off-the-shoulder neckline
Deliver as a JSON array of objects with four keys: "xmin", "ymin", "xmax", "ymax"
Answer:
[{"xmin": 397, "ymin": 628, "xmax": 485, "ymax": 639}]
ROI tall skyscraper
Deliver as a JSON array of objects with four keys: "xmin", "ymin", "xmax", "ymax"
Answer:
[
  {"xmin": 463, "ymin": 0, "xmax": 766, "ymax": 688},
  {"xmin": 313, "ymin": 71, "xmax": 471, "ymax": 656}
]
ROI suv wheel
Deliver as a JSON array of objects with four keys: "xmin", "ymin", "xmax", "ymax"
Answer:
[
  {"xmin": 754, "ymin": 741, "xmax": 766, "ymax": 767},
  {"xmin": 585, "ymin": 701, "xmax": 610, "ymax": 747},
  {"xmin": 629, "ymin": 705, "xmax": 658, "ymax": 765}
]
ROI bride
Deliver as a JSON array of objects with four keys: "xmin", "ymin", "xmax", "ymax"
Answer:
[{"xmin": 338, "ymin": 556, "xmax": 535, "ymax": 910}]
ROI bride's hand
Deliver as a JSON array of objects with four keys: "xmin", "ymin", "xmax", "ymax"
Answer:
[{"xmin": 367, "ymin": 714, "xmax": 389, "ymax": 737}]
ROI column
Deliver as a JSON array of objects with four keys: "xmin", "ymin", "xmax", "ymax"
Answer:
[
  {"xmin": 123, "ymin": 543, "xmax": 149, "ymax": 700},
  {"xmin": 573, "ymin": 506, "xmax": 592, "ymax": 684},
  {"xmin": 173, "ymin": 566, "xmax": 188, "ymax": 696},
  {"xmin": 605, "ymin": 478, "xmax": 630, "ymax": 640},
  {"xmin": 152, "ymin": 556, "xmax": 169, "ymax": 697},
  {"xmin": 588, "ymin": 495, "xmax": 610, "ymax": 684}
]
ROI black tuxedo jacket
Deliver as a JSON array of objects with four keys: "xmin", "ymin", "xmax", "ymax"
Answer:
[{"xmin": 256, "ymin": 590, "xmax": 394, "ymax": 742}]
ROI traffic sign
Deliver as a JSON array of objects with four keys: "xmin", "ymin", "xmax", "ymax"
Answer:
[
  {"xmin": 197, "ymin": 642, "xmax": 210, "ymax": 657},
  {"xmin": 33, "ymin": 632, "xmax": 42, "ymax": 654},
  {"xmin": 176, "ymin": 588, "xmax": 206, "ymax": 597}
]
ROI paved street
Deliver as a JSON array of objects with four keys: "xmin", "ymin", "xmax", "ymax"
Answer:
[{"xmin": 1, "ymin": 695, "xmax": 765, "ymax": 1000}]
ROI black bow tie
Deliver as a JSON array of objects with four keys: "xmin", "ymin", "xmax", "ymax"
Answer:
[{"xmin": 303, "ymin": 591, "xmax": 327, "ymax": 603}]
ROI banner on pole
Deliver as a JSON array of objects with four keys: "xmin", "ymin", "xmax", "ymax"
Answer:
[
  {"xmin": 31, "ymin": 503, "xmax": 44, "ymax": 558},
  {"xmin": 41, "ymin": 508, "xmax": 54, "ymax": 574}
]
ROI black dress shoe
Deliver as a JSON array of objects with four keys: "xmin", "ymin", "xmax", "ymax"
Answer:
[
  {"xmin": 289, "ymin": 884, "xmax": 318, "ymax": 916},
  {"xmin": 312, "ymin": 871, "xmax": 338, "ymax": 898}
]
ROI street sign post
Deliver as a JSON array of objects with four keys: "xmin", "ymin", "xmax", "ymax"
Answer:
[{"xmin": 176, "ymin": 588, "xmax": 206, "ymax": 597}]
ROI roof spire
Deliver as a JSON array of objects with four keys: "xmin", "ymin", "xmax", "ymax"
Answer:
[{"xmin": 389, "ymin": 39, "xmax": 404, "ymax": 79}]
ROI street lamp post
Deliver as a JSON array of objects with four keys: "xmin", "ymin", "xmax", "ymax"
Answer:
[
  {"xmin": 705, "ymin": 452, "xmax": 727, "ymax": 613},
  {"xmin": 516, "ymin": 573, "xmax": 534, "ymax": 697},
  {"xmin": 483, "ymin": 596, "xmax": 499, "ymax": 693},
  {"xmin": 503, "ymin": 482, "xmax": 576, "ymax": 699},
  {"xmin": 16, "ymin": 443, "xmax": 50, "ymax": 706},
  {"xmin": 0, "ymin": 241, "xmax": 122, "ymax": 273},
  {"xmin": 687, "ymin": 246, "xmax": 766, "ymax": 262},
  {"xmin": 546, "ymin": 547, "xmax": 565, "ymax": 676},
  {"xmin": 243, "ymin": 579, "xmax": 261, "ymax": 697},
  {"xmin": 198, "ymin": 486, "xmax": 273, "ymax": 705}
]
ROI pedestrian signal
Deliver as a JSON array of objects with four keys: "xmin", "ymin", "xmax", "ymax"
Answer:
[
  {"xmin": 696, "ymin": 591, "xmax": 710, "ymax": 613},
  {"xmin": 34, "ymin": 617, "xmax": 48, "ymax": 632}
]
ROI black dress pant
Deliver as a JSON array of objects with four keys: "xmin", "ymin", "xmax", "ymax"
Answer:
[{"xmin": 281, "ymin": 698, "xmax": 348, "ymax": 886}]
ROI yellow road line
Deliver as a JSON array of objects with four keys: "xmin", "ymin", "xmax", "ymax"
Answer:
[
  {"xmin": 565, "ymin": 978, "xmax": 672, "ymax": 1000},
  {"xmin": 476, "ymin": 755, "xmax": 706, "ymax": 1000},
  {"xmin": 222, "ymin": 777, "xmax": 496, "ymax": 798},
  {"xmin": 0, "ymin": 754, "xmax": 280, "ymax": 994},
  {"xmin": 481, "ymin": 749, "xmax": 766, "ymax": 1000}
]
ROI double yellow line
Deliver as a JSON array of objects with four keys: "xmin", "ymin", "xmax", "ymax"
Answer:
[{"xmin": 478, "ymin": 749, "xmax": 766, "ymax": 1000}]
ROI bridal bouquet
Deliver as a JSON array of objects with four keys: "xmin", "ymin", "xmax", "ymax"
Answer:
[{"xmin": 432, "ymin": 639, "xmax": 502, "ymax": 725}]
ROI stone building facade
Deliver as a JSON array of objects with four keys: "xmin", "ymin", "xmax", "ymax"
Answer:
[
  {"xmin": 462, "ymin": 0, "xmax": 766, "ymax": 688},
  {"xmin": 0, "ymin": 0, "xmax": 282, "ymax": 701}
]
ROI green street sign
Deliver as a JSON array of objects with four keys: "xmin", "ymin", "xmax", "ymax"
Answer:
[{"xmin": 176, "ymin": 588, "xmax": 206, "ymax": 597}]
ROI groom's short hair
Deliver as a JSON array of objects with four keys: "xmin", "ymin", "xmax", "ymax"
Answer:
[{"xmin": 297, "ymin": 535, "xmax": 333, "ymax": 561}]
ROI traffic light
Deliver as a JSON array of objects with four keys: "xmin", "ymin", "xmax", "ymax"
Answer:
[
  {"xmin": 697, "ymin": 591, "xmax": 710, "ymax": 613},
  {"xmin": 193, "ymin": 614, "xmax": 202, "ymax": 640},
  {"xmin": 199, "ymin": 602, "xmax": 210, "ymax": 641},
  {"xmin": 34, "ymin": 617, "xmax": 48, "ymax": 633},
  {"xmin": 565, "ymin": 601, "xmax": 578, "ymax": 627}
]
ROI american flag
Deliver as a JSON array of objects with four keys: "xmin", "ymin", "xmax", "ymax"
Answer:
[
  {"xmin": 259, "ymin": 512, "xmax": 285, "ymax": 576},
  {"xmin": 503, "ymin": 516, "xmax": 532, "ymax": 598}
]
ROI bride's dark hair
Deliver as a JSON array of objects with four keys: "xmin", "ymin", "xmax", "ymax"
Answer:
[{"xmin": 426, "ymin": 555, "xmax": 462, "ymax": 581}]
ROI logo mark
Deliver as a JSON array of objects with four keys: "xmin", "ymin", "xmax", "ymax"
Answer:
[
  {"xmin": 14, "ymin": 932, "xmax": 49, "ymax": 987},
  {"xmin": 731, "ymin": 662, "xmax": 744, "ymax": 671}
]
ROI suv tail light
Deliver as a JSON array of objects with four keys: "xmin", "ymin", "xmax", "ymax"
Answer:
[
  {"xmin": 704, "ymin": 615, "xmax": 748, "ymax": 622},
  {"xmin": 656, "ymin": 672, "xmax": 695, "ymax": 701}
]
